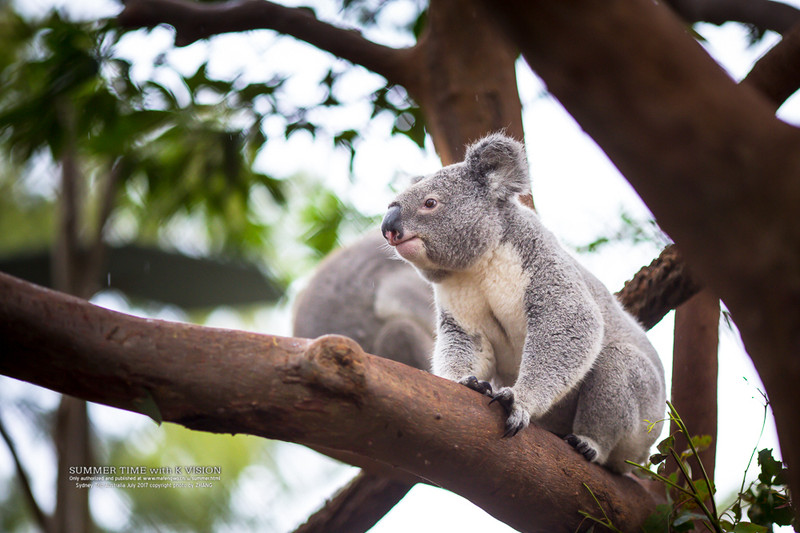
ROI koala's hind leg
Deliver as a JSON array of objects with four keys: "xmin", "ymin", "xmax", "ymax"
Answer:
[
  {"xmin": 568, "ymin": 344, "xmax": 646, "ymax": 472},
  {"xmin": 374, "ymin": 318, "xmax": 433, "ymax": 371},
  {"xmin": 564, "ymin": 434, "xmax": 599, "ymax": 462}
]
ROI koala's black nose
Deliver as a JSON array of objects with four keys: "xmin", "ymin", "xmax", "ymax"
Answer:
[{"xmin": 381, "ymin": 205, "xmax": 403, "ymax": 244}]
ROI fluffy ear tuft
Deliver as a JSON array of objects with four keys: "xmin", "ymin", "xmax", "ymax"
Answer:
[{"xmin": 465, "ymin": 133, "xmax": 530, "ymax": 201}]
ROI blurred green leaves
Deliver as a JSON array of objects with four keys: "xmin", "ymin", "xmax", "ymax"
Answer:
[
  {"xmin": 372, "ymin": 84, "xmax": 427, "ymax": 148},
  {"xmin": 575, "ymin": 209, "xmax": 670, "ymax": 254},
  {"xmin": 0, "ymin": 3, "xmax": 421, "ymax": 532},
  {"xmin": 106, "ymin": 423, "xmax": 269, "ymax": 532}
]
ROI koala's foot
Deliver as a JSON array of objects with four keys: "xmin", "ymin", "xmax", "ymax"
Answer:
[
  {"xmin": 489, "ymin": 387, "xmax": 530, "ymax": 438},
  {"xmin": 565, "ymin": 434, "xmax": 599, "ymax": 462},
  {"xmin": 459, "ymin": 375, "xmax": 493, "ymax": 396}
]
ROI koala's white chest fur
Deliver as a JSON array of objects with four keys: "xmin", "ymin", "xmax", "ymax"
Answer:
[{"xmin": 434, "ymin": 242, "xmax": 530, "ymax": 385}]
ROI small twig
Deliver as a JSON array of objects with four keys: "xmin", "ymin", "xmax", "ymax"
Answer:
[
  {"xmin": 82, "ymin": 157, "xmax": 123, "ymax": 296},
  {"xmin": 0, "ymin": 413, "xmax": 51, "ymax": 532},
  {"xmin": 578, "ymin": 482, "xmax": 624, "ymax": 533},
  {"xmin": 667, "ymin": 401, "xmax": 719, "ymax": 519}
]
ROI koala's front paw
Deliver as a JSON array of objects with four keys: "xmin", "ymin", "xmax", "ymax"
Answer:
[
  {"xmin": 565, "ymin": 434, "xmax": 599, "ymax": 462},
  {"xmin": 489, "ymin": 387, "xmax": 530, "ymax": 438},
  {"xmin": 459, "ymin": 375, "xmax": 493, "ymax": 397}
]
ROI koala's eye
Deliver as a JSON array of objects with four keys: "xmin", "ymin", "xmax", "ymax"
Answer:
[{"xmin": 423, "ymin": 198, "xmax": 438, "ymax": 209}]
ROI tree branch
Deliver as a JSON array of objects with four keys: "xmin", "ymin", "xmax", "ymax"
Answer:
[
  {"xmin": 666, "ymin": 0, "xmax": 800, "ymax": 34},
  {"xmin": 0, "ymin": 415, "xmax": 51, "ymax": 532},
  {"xmin": 117, "ymin": 0, "xmax": 413, "ymax": 87},
  {"xmin": 292, "ymin": 471, "xmax": 416, "ymax": 533},
  {"xmin": 743, "ymin": 19, "xmax": 800, "ymax": 111},
  {"xmin": 616, "ymin": 244, "xmax": 702, "ymax": 330},
  {"xmin": 0, "ymin": 271, "xmax": 655, "ymax": 533}
]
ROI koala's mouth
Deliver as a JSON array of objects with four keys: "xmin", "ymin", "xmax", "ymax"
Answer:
[{"xmin": 394, "ymin": 236, "xmax": 425, "ymax": 261}]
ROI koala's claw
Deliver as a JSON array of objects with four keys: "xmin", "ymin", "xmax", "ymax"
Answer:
[
  {"xmin": 565, "ymin": 434, "xmax": 599, "ymax": 462},
  {"xmin": 460, "ymin": 375, "xmax": 493, "ymax": 396},
  {"xmin": 488, "ymin": 388, "xmax": 530, "ymax": 438},
  {"xmin": 488, "ymin": 387, "xmax": 514, "ymax": 414}
]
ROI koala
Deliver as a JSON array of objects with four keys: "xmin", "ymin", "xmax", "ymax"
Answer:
[
  {"xmin": 380, "ymin": 133, "xmax": 665, "ymax": 472},
  {"xmin": 293, "ymin": 234, "xmax": 435, "ymax": 371}
]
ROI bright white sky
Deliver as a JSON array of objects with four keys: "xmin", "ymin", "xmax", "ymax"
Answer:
[{"xmin": 3, "ymin": 1, "xmax": 799, "ymax": 532}]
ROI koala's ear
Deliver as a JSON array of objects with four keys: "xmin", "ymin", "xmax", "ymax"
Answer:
[{"xmin": 465, "ymin": 133, "xmax": 530, "ymax": 201}]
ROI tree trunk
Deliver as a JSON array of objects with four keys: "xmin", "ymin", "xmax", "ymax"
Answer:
[
  {"xmin": 484, "ymin": 1, "xmax": 800, "ymax": 523},
  {"xmin": 402, "ymin": 0, "xmax": 524, "ymax": 164},
  {"xmin": 51, "ymin": 117, "xmax": 92, "ymax": 533},
  {"xmin": 53, "ymin": 397, "xmax": 91, "ymax": 533},
  {"xmin": 670, "ymin": 290, "xmax": 719, "ymax": 494}
]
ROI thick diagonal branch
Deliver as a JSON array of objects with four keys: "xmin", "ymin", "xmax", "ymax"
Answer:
[
  {"xmin": 0, "ymin": 271, "xmax": 655, "ymax": 533},
  {"xmin": 117, "ymin": 0, "xmax": 412, "ymax": 86}
]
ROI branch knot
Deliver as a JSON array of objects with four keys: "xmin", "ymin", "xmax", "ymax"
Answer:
[{"xmin": 304, "ymin": 335, "xmax": 368, "ymax": 402}]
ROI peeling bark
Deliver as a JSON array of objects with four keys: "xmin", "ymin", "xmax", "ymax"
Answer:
[{"xmin": 616, "ymin": 244, "xmax": 701, "ymax": 330}]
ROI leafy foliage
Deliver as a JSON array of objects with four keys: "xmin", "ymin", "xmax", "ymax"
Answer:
[
  {"xmin": 340, "ymin": 0, "xmax": 427, "ymax": 38},
  {"xmin": 372, "ymin": 84, "xmax": 427, "ymax": 148},
  {"xmin": 630, "ymin": 403, "xmax": 794, "ymax": 533},
  {"xmin": 575, "ymin": 209, "xmax": 671, "ymax": 254},
  {"xmin": 732, "ymin": 449, "xmax": 794, "ymax": 531},
  {"xmin": 104, "ymin": 423, "xmax": 270, "ymax": 532},
  {"xmin": 0, "ymin": 7, "xmax": 384, "ymax": 278},
  {"xmin": 580, "ymin": 402, "xmax": 794, "ymax": 533}
]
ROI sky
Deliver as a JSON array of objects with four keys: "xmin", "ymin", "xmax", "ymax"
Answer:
[{"xmin": 3, "ymin": 0, "xmax": 798, "ymax": 531}]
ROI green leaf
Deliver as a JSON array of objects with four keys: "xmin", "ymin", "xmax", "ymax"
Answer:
[
  {"xmin": 641, "ymin": 504, "xmax": 672, "ymax": 533},
  {"xmin": 689, "ymin": 434, "xmax": 713, "ymax": 454},
  {"xmin": 392, "ymin": 105, "xmax": 426, "ymax": 148},
  {"xmin": 672, "ymin": 511, "xmax": 710, "ymax": 531},
  {"xmin": 693, "ymin": 478, "xmax": 715, "ymax": 502},
  {"xmin": 732, "ymin": 523, "xmax": 768, "ymax": 533},
  {"xmin": 757, "ymin": 448, "xmax": 782, "ymax": 485},
  {"xmin": 657, "ymin": 435, "xmax": 675, "ymax": 455},
  {"xmin": 236, "ymin": 77, "xmax": 286, "ymax": 103},
  {"xmin": 254, "ymin": 173, "xmax": 287, "ymax": 205},
  {"xmin": 730, "ymin": 500, "xmax": 743, "ymax": 521},
  {"xmin": 301, "ymin": 189, "xmax": 345, "ymax": 256},
  {"xmin": 650, "ymin": 452, "xmax": 668, "ymax": 465},
  {"xmin": 144, "ymin": 80, "xmax": 181, "ymax": 109},
  {"xmin": 130, "ymin": 389, "xmax": 163, "ymax": 425},
  {"xmin": 411, "ymin": 8, "xmax": 428, "ymax": 39},
  {"xmin": 285, "ymin": 120, "xmax": 317, "ymax": 138}
]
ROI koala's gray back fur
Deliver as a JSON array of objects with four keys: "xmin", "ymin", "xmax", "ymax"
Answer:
[
  {"xmin": 293, "ymin": 234, "xmax": 434, "ymax": 371},
  {"xmin": 381, "ymin": 133, "xmax": 666, "ymax": 472}
]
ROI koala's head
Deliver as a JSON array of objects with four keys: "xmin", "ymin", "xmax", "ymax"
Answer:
[{"xmin": 381, "ymin": 133, "xmax": 529, "ymax": 278}]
